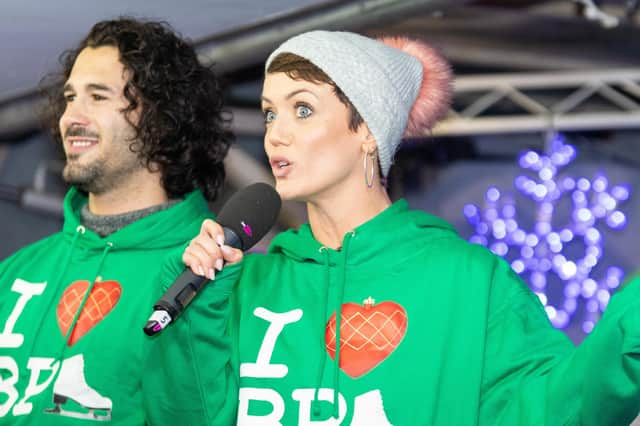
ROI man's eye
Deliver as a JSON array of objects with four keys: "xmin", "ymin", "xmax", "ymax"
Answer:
[
  {"xmin": 92, "ymin": 94, "xmax": 107, "ymax": 101},
  {"xmin": 296, "ymin": 105, "xmax": 312, "ymax": 119},
  {"xmin": 264, "ymin": 110, "xmax": 276, "ymax": 124},
  {"xmin": 64, "ymin": 94, "xmax": 75, "ymax": 103}
]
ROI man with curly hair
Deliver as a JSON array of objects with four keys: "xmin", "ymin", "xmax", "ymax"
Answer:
[{"xmin": 0, "ymin": 17, "xmax": 231, "ymax": 425}]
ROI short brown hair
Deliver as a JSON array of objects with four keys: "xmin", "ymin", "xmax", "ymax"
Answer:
[{"xmin": 267, "ymin": 53, "xmax": 364, "ymax": 132}]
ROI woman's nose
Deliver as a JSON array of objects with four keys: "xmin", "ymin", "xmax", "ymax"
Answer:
[{"xmin": 266, "ymin": 116, "xmax": 291, "ymax": 146}]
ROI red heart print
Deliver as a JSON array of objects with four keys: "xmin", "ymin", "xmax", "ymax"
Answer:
[
  {"xmin": 326, "ymin": 297, "xmax": 407, "ymax": 378},
  {"xmin": 57, "ymin": 279, "xmax": 122, "ymax": 346}
]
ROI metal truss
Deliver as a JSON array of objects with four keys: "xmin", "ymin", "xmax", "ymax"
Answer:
[{"xmin": 433, "ymin": 68, "xmax": 640, "ymax": 136}]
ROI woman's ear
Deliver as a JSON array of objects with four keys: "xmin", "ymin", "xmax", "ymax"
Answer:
[{"xmin": 361, "ymin": 136, "xmax": 378, "ymax": 155}]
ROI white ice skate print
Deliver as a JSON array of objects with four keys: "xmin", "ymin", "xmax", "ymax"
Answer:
[
  {"xmin": 45, "ymin": 354, "xmax": 112, "ymax": 421},
  {"xmin": 350, "ymin": 390, "xmax": 393, "ymax": 426}
]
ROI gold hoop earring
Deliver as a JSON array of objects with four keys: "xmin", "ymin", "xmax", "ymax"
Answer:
[{"xmin": 363, "ymin": 152, "xmax": 376, "ymax": 188}]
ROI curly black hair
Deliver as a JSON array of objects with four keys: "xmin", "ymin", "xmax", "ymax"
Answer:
[{"xmin": 43, "ymin": 17, "xmax": 232, "ymax": 201}]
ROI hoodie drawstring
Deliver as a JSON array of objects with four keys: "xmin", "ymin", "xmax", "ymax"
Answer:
[
  {"xmin": 333, "ymin": 231, "xmax": 353, "ymax": 419},
  {"xmin": 56, "ymin": 240, "xmax": 113, "ymax": 360},
  {"xmin": 312, "ymin": 246, "xmax": 331, "ymax": 418},
  {"xmin": 24, "ymin": 225, "xmax": 85, "ymax": 363},
  {"xmin": 312, "ymin": 231, "xmax": 355, "ymax": 421}
]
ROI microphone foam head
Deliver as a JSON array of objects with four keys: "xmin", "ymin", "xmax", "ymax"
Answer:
[{"xmin": 217, "ymin": 183, "xmax": 281, "ymax": 250}]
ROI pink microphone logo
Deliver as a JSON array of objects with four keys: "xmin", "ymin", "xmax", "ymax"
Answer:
[{"xmin": 241, "ymin": 221, "xmax": 253, "ymax": 237}]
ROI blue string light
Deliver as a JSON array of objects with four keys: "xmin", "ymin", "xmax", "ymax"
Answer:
[{"xmin": 464, "ymin": 133, "xmax": 631, "ymax": 333}]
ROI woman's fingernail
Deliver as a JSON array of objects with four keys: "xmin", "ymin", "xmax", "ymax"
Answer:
[
  {"xmin": 208, "ymin": 268, "xmax": 216, "ymax": 280},
  {"xmin": 220, "ymin": 245, "xmax": 232, "ymax": 255},
  {"xmin": 215, "ymin": 258, "xmax": 224, "ymax": 271},
  {"xmin": 216, "ymin": 234, "xmax": 224, "ymax": 246},
  {"xmin": 197, "ymin": 265, "xmax": 205, "ymax": 276}
]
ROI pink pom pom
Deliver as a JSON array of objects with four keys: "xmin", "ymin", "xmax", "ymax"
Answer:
[{"xmin": 378, "ymin": 36, "xmax": 453, "ymax": 137}]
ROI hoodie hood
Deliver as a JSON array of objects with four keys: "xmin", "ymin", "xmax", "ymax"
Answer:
[
  {"xmin": 50, "ymin": 186, "xmax": 211, "ymax": 358},
  {"xmin": 269, "ymin": 199, "xmax": 456, "ymax": 266},
  {"xmin": 61, "ymin": 186, "xmax": 209, "ymax": 250}
]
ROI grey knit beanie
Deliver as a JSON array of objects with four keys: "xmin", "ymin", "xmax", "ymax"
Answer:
[{"xmin": 265, "ymin": 31, "xmax": 423, "ymax": 177}]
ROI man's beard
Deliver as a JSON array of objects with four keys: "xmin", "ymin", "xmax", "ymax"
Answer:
[{"xmin": 63, "ymin": 154, "xmax": 143, "ymax": 195}]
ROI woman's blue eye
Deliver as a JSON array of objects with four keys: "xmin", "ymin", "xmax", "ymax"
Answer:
[
  {"xmin": 296, "ymin": 105, "xmax": 312, "ymax": 118},
  {"xmin": 264, "ymin": 110, "xmax": 276, "ymax": 123}
]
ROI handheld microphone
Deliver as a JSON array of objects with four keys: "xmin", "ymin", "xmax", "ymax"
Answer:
[{"xmin": 143, "ymin": 182, "xmax": 281, "ymax": 336}]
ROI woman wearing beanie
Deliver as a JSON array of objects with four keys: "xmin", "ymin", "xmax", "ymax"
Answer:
[{"xmin": 145, "ymin": 31, "xmax": 640, "ymax": 425}]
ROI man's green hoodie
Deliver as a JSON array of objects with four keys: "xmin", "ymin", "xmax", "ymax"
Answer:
[
  {"xmin": 0, "ymin": 187, "xmax": 213, "ymax": 425},
  {"xmin": 148, "ymin": 199, "xmax": 640, "ymax": 425}
]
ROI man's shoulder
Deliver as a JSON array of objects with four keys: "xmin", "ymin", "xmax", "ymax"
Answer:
[{"xmin": 1, "ymin": 231, "xmax": 64, "ymax": 268}]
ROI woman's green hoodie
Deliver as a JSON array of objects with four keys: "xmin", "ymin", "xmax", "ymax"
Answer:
[
  {"xmin": 0, "ymin": 187, "xmax": 213, "ymax": 425},
  {"xmin": 148, "ymin": 199, "xmax": 640, "ymax": 425}
]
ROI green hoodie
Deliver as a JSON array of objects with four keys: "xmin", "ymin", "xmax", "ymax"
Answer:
[
  {"xmin": 0, "ymin": 186, "xmax": 213, "ymax": 425},
  {"xmin": 148, "ymin": 199, "xmax": 640, "ymax": 425}
]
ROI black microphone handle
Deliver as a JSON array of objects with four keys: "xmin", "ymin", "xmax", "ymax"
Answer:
[
  {"xmin": 153, "ymin": 269, "xmax": 207, "ymax": 319},
  {"xmin": 143, "ymin": 226, "xmax": 240, "ymax": 336},
  {"xmin": 156, "ymin": 226, "xmax": 241, "ymax": 317}
]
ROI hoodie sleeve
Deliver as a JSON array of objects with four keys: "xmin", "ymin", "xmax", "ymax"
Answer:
[
  {"xmin": 142, "ymin": 247, "xmax": 242, "ymax": 426},
  {"xmin": 0, "ymin": 254, "xmax": 12, "ymax": 312},
  {"xmin": 480, "ymin": 256, "xmax": 640, "ymax": 426}
]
